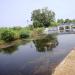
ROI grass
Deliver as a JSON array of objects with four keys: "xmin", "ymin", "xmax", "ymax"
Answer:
[{"xmin": 0, "ymin": 27, "xmax": 44, "ymax": 47}]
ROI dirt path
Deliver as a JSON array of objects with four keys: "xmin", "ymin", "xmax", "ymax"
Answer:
[{"xmin": 52, "ymin": 49, "xmax": 75, "ymax": 75}]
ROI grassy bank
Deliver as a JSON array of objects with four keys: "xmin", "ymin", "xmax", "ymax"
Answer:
[{"xmin": 0, "ymin": 27, "xmax": 44, "ymax": 48}]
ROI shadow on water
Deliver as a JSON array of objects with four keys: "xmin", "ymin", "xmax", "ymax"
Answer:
[
  {"xmin": 33, "ymin": 34, "xmax": 59, "ymax": 52},
  {"xmin": 0, "ymin": 40, "xmax": 30, "ymax": 54},
  {"xmin": 0, "ymin": 45, "xmax": 18, "ymax": 54}
]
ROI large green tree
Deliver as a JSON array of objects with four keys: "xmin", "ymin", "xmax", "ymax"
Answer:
[{"xmin": 31, "ymin": 7, "xmax": 55, "ymax": 28}]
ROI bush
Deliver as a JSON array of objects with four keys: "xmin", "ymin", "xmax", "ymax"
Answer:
[
  {"xmin": 30, "ymin": 28, "xmax": 44, "ymax": 38},
  {"xmin": 1, "ymin": 30, "xmax": 15, "ymax": 42},
  {"xmin": 20, "ymin": 32, "xmax": 29, "ymax": 39},
  {"xmin": 36, "ymin": 28, "xmax": 43, "ymax": 34}
]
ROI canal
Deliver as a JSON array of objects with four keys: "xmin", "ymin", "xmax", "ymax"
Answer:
[{"xmin": 0, "ymin": 34, "xmax": 75, "ymax": 75}]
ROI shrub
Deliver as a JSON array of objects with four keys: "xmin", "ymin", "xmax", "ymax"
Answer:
[
  {"xmin": 36, "ymin": 28, "xmax": 43, "ymax": 34},
  {"xmin": 20, "ymin": 32, "xmax": 29, "ymax": 39},
  {"xmin": 1, "ymin": 30, "xmax": 15, "ymax": 42},
  {"xmin": 30, "ymin": 28, "xmax": 44, "ymax": 38}
]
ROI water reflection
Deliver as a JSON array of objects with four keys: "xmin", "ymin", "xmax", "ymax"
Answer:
[
  {"xmin": 33, "ymin": 34, "xmax": 58, "ymax": 52},
  {"xmin": 0, "ymin": 40, "xmax": 30, "ymax": 54},
  {"xmin": 0, "ymin": 45, "xmax": 18, "ymax": 54},
  {"xmin": 0, "ymin": 34, "xmax": 75, "ymax": 75}
]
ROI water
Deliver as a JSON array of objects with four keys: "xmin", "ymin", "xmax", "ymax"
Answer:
[{"xmin": 0, "ymin": 34, "xmax": 75, "ymax": 75}]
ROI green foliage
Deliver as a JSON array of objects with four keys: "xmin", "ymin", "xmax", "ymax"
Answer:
[
  {"xmin": 57, "ymin": 19, "xmax": 64, "ymax": 24},
  {"xmin": 51, "ymin": 22, "xmax": 58, "ymax": 26},
  {"xmin": 33, "ymin": 21, "xmax": 43, "ymax": 28},
  {"xmin": 0, "ymin": 27, "xmax": 32, "ymax": 42},
  {"xmin": 12, "ymin": 26, "xmax": 22, "ymax": 30},
  {"xmin": 1, "ymin": 30, "xmax": 15, "ymax": 42},
  {"xmin": 31, "ymin": 7, "xmax": 55, "ymax": 28},
  {"xmin": 64, "ymin": 19, "xmax": 72, "ymax": 23},
  {"xmin": 57, "ymin": 19, "xmax": 75, "ymax": 24},
  {"xmin": 65, "ymin": 26, "xmax": 70, "ymax": 29},
  {"xmin": 35, "ymin": 28, "xmax": 44, "ymax": 34},
  {"xmin": 12, "ymin": 27, "xmax": 31, "ymax": 39},
  {"xmin": 33, "ymin": 34, "xmax": 58, "ymax": 52},
  {"xmin": 72, "ymin": 19, "xmax": 75, "ymax": 23},
  {"xmin": 31, "ymin": 28, "xmax": 44, "ymax": 37},
  {"xmin": 20, "ymin": 32, "xmax": 29, "ymax": 39}
]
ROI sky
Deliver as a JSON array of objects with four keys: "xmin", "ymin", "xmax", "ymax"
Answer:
[{"xmin": 0, "ymin": 0, "xmax": 75, "ymax": 27}]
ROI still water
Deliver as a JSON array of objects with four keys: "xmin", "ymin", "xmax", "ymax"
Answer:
[{"xmin": 0, "ymin": 34, "xmax": 75, "ymax": 75}]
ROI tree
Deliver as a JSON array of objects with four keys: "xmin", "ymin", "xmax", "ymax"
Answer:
[
  {"xmin": 51, "ymin": 21, "xmax": 58, "ymax": 26},
  {"xmin": 64, "ymin": 19, "xmax": 72, "ymax": 23},
  {"xmin": 57, "ymin": 19, "xmax": 64, "ymax": 24},
  {"xmin": 71, "ymin": 19, "xmax": 75, "ymax": 23},
  {"xmin": 31, "ymin": 7, "xmax": 55, "ymax": 28}
]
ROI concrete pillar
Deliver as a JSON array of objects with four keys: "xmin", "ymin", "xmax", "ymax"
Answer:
[
  {"xmin": 64, "ymin": 26, "xmax": 66, "ymax": 32},
  {"xmin": 58, "ymin": 26, "xmax": 60, "ymax": 32},
  {"xmin": 69, "ymin": 25, "xmax": 72, "ymax": 31}
]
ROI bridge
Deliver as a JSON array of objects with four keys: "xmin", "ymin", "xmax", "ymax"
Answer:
[
  {"xmin": 58, "ymin": 23, "xmax": 75, "ymax": 32},
  {"xmin": 44, "ymin": 23, "xmax": 75, "ymax": 34}
]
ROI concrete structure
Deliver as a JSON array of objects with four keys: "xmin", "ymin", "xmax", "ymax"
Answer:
[
  {"xmin": 44, "ymin": 27, "xmax": 58, "ymax": 34},
  {"xmin": 52, "ymin": 49, "xmax": 75, "ymax": 75},
  {"xmin": 43, "ymin": 28, "xmax": 49, "ymax": 34},
  {"xmin": 58, "ymin": 23, "xmax": 75, "ymax": 32},
  {"xmin": 44, "ymin": 23, "xmax": 75, "ymax": 34}
]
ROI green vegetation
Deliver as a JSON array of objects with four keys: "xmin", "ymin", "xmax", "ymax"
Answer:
[
  {"xmin": 1, "ymin": 30, "xmax": 15, "ymax": 42},
  {"xmin": 57, "ymin": 19, "xmax": 75, "ymax": 24},
  {"xmin": 0, "ymin": 27, "xmax": 31, "ymax": 43},
  {"xmin": 0, "ymin": 27, "xmax": 44, "ymax": 44},
  {"xmin": 0, "ymin": 7, "xmax": 75, "ymax": 45},
  {"xmin": 33, "ymin": 34, "xmax": 58, "ymax": 52},
  {"xmin": 20, "ymin": 32, "xmax": 29, "ymax": 39},
  {"xmin": 0, "ymin": 7, "xmax": 58, "ymax": 44},
  {"xmin": 31, "ymin": 7, "xmax": 57, "ymax": 28}
]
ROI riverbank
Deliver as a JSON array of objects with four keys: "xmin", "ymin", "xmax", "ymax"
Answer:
[
  {"xmin": 52, "ymin": 49, "xmax": 75, "ymax": 75},
  {"xmin": 0, "ymin": 34, "xmax": 47, "ymax": 49},
  {"xmin": 0, "ymin": 39, "xmax": 25, "ymax": 49}
]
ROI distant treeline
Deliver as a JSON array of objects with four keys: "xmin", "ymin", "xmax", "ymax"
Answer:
[{"xmin": 57, "ymin": 19, "xmax": 75, "ymax": 24}]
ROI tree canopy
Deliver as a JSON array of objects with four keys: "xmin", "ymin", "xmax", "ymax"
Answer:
[
  {"xmin": 31, "ymin": 7, "xmax": 55, "ymax": 28},
  {"xmin": 64, "ymin": 19, "xmax": 72, "ymax": 23}
]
